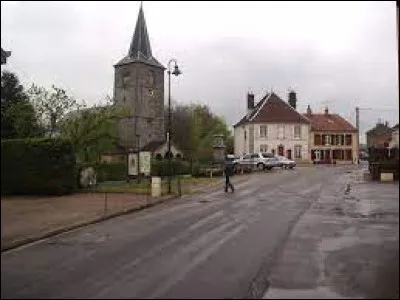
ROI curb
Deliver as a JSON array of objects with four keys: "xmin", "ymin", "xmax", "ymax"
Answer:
[{"xmin": 1, "ymin": 195, "xmax": 177, "ymax": 253}]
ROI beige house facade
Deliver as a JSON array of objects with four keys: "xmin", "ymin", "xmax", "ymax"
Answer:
[{"xmin": 234, "ymin": 91, "xmax": 311, "ymax": 163}]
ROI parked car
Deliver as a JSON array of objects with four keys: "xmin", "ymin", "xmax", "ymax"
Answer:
[
  {"xmin": 235, "ymin": 152, "xmax": 282, "ymax": 171},
  {"xmin": 277, "ymin": 156, "xmax": 296, "ymax": 169},
  {"xmin": 266, "ymin": 155, "xmax": 284, "ymax": 169}
]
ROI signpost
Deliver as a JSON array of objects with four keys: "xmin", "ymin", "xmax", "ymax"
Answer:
[{"xmin": 128, "ymin": 151, "xmax": 151, "ymax": 177}]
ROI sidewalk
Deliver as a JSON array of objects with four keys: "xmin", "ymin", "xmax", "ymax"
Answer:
[
  {"xmin": 1, "ymin": 175, "xmax": 250, "ymax": 252},
  {"xmin": 1, "ymin": 193, "xmax": 170, "ymax": 252},
  {"xmin": 264, "ymin": 168, "xmax": 399, "ymax": 299}
]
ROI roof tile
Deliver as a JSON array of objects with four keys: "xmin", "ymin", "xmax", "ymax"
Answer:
[{"xmin": 303, "ymin": 113, "xmax": 357, "ymax": 132}]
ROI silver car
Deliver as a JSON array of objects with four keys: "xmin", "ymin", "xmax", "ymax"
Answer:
[
  {"xmin": 235, "ymin": 153, "xmax": 282, "ymax": 171},
  {"xmin": 277, "ymin": 156, "xmax": 296, "ymax": 169}
]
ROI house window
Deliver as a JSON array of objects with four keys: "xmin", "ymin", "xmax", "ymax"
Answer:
[
  {"xmin": 294, "ymin": 125, "xmax": 301, "ymax": 139},
  {"xmin": 331, "ymin": 135, "xmax": 336, "ymax": 145},
  {"xmin": 260, "ymin": 125, "xmax": 267, "ymax": 138},
  {"xmin": 345, "ymin": 134, "xmax": 352, "ymax": 146},
  {"xmin": 294, "ymin": 145, "xmax": 302, "ymax": 159},
  {"xmin": 324, "ymin": 135, "xmax": 331, "ymax": 146},
  {"xmin": 271, "ymin": 149, "xmax": 275, "ymax": 155},
  {"xmin": 260, "ymin": 144, "xmax": 268, "ymax": 152},
  {"xmin": 314, "ymin": 134, "xmax": 322, "ymax": 146},
  {"xmin": 278, "ymin": 125, "xmax": 285, "ymax": 140}
]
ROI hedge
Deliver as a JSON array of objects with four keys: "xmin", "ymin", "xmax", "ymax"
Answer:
[
  {"xmin": 1, "ymin": 138, "xmax": 76, "ymax": 195},
  {"xmin": 76, "ymin": 162, "xmax": 127, "ymax": 184},
  {"xmin": 95, "ymin": 162, "xmax": 127, "ymax": 182},
  {"xmin": 151, "ymin": 159, "xmax": 191, "ymax": 177}
]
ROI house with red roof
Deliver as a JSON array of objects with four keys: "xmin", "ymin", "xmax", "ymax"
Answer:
[
  {"xmin": 233, "ymin": 91, "xmax": 311, "ymax": 162},
  {"xmin": 304, "ymin": 105, "xmax": 359, "ymax": 164}
]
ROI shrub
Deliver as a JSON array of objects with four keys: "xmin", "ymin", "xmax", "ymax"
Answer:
[
  {"xmin": 151, "ymin": 159, "xmax": 190, "ymax": 177},
  {"xmin": 76, "ymin": 162, "xmax": 127, "ymax": 184},
  {"xmin": 1, "ymin": 138, "xmax": 76, "ymax": 195},
  {"xmin": 95, "ymin": 162, "xmax": 127, "ymax": 182}
]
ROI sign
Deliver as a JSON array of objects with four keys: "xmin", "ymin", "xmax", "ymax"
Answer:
[
  {"xmin": 128, "ymin": 153, "xmax": 138, "ymax": 176},
  {"xmin": 140, "ymin": 151, "xmax": 151, "ymax": 176}
]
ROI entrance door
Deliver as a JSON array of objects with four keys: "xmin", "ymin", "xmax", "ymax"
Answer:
[
  {"xmin": 287, "ymin": 149, "xmax": 292, "ymax": 159},
  {"xmin": 315, "ymin": 150, "xmax": 321, "ymax": 162},
  {"xmin": 278, "ymin": 145, "xmax": 284, "ymax": 156},
  {"xmin": 325, "ymin": 150, "xmax": 331, "ymax": 161}
]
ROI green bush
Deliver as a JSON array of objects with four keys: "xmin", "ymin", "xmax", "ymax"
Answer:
[
  {"xmin": 151, "ymin": 159, "xmax": 190, "ymax": 177},
  {"xmin": 76, "ymin": 162, "xmax": 127, "ymax": 183},
  {"xmin": 1, "ymin": 138, "xmax": 76, "ymax": 195},
  {"xmin": 95, "ymin": 162, "xmax": 127, "ymax": 182}
]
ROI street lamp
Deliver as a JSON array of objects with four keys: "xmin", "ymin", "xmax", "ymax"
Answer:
[{"xmin": 167, "ymin": 58, "xmax": 182, "ymax": 194}]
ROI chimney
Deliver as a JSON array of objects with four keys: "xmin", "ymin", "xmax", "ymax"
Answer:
[
  {"xmin": 247, "ymin": 92, "xmax": 255, "ymax": 114},
  {"xmin": 324, "ymin": 106, "xmax": 329, "ymax": 115},
  {"xmin": 288, "ymin": 90, "xmax": 297, "ymax": 109},
  {"xmin": 306, "ymin": 105, "xmax": 312, "ymax": 115}
]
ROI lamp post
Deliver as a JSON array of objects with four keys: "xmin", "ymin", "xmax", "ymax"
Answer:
[
  {"xmin": 122, "ymin": 79, "xmax": 130, "ymax": 183},
  {"xmin": 167, "ymin": 59, "xmax": 182, "ymax": 194}
]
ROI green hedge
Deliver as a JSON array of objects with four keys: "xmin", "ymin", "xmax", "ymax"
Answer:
[
  {"xmin": 1, "ymin": 138, "xmax": 76, "ymax": 195},
  {"xmin": 151, "ymin": 159, "xmax": 191, "ymax": 177},
  {"xmin": 76, "ymin": 162, "xmax": 127, "ymax": 183},
  {"xmin": 95, "ymin": 162, "xmax": 127, "ymax": 182}
]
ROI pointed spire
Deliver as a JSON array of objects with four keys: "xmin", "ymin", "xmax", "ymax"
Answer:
[{"xmin": 128, "ymin": 3, "xmax": 152, "ymax": 59}]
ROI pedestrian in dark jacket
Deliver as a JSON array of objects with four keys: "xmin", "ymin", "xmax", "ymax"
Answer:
[{"xmin": 224, "ymin": 155, "xmax": 235, "ymax": 193}]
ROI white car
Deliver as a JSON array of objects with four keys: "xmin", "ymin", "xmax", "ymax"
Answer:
[
  {"xmin": 277, "ymin": 156, "xmax": 296, "ymax": 169},
  {"xmin": 235, "ymin": 153, "xmax": 282, "ymax": 171}
]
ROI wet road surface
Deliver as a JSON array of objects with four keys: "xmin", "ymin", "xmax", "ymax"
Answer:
[{"xmin": 1, "ymin": 166, "xmax": 352, "ymax": 299}]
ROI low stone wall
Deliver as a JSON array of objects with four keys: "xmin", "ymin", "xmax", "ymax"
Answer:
[{"xmin": 369, "ymin": 161, "xmax": 399, "ymax": 181}]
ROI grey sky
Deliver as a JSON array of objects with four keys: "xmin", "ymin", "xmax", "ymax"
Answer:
[{"xmin": 1, "ymin": 1, "xmax": 398, "ymax": 143}]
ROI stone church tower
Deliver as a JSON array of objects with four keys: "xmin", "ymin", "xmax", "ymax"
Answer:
[{"xmin": 114, "ymin": 4, "xmax": 165, "ymax": 151}]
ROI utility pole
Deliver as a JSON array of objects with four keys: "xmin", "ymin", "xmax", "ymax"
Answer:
[{"xmin": 356, "ymin": 106, "xmax": 360, "ymax": 164}]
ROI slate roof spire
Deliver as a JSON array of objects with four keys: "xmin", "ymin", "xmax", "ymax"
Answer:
[
  {"xmin": 128, "ymin": 2, "xmax": 152, "ymax": 59},
  {"xmin": 115, "ymin": 2, "xmax": 164, "ymax": 68}
]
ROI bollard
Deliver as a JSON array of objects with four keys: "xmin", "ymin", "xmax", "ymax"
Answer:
[
  {"xmin": 103, "ymin": 192, "xmax": 108, "ymax": 218},
  {"xmin": 178, "ymin": 176, "xmax": 182, "ymax": 197},
  {"xmin": 151, "ymin": 177, "xmax": 161, "ymax": 197}
]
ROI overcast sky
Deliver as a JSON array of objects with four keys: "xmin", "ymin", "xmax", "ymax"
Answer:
[{"xmin": 1, "ymin": 1, "xmax": 398, "ymax": 142}]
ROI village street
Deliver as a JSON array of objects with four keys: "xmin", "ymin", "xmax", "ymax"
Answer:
[{"xmin": 1, "ymin": 165, "xmax": 398, "ymax": 299}]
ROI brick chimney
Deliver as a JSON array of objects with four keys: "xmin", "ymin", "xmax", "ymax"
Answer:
[
  {"xmin": 306, "ymin": 105, "xmax": 312, "ymax": 115},
  {"xmin": 247, "ymin": 92, "xmax": 255, "ymax": 114},
  {"xmin": 288, "ymin": 90, "xmax": 297, "ymax": 109},
  {"xmin": 324, "ymin": 106, "xmax": 329, "ymax": 115}
]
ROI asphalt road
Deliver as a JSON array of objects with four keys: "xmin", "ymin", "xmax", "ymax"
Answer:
[{"xmin": 1, "ymin": 165, "xmax": 353, "ymax": 299}]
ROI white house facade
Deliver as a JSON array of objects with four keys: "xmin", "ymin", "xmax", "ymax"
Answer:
[{"xmin": 234, "ymin": 91, "xmax": 311, "ymax": 162}]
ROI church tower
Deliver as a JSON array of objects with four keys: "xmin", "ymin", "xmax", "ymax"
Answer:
[{"xmin": 114, "ymin": 3, "xmax": 165, "ymax": 151}]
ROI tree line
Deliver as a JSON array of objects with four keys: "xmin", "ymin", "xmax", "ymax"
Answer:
[{"xmin": 1, "ymin": 70, "xmax": 233, "ymax": 164}]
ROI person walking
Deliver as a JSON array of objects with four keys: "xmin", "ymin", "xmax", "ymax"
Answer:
[{"xmin": 224, "ymin": 155, "xmax": 235, "ymax": 193}]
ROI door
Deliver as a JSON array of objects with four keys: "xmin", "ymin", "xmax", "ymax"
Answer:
[
  {"xmin": 287, "ymin": 149, "xmax": 292, "ymax": 159},
  {"xmin": 315, "ymin": 150, "xmax": 321, "ymax": 162},
  {"xmin": 325, "ymin": 150, "xmax": 331, "ymax": 161},
  {"xmin": 278, "ymin": 145, "xmax": 284, "ymax": 156}
]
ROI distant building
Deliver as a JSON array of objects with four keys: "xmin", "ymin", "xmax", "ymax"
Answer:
[
  {"xmin": 366, "ymin": 122, "xmax": 393, "ymax": 148},
  {"xmin": 233, "ymin": 91, "xmax": 311, "ymax": 162},
  {"xmin": 304, "ymin": 106, "xmax": 358, "ymax": 164},
  {"xmin": 389, "ymin": 124, "xmax": 399, "ymax": 148},
  {"xmin": 1, "ymin": 48, "xmax": 11, "ymax": 65}
]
